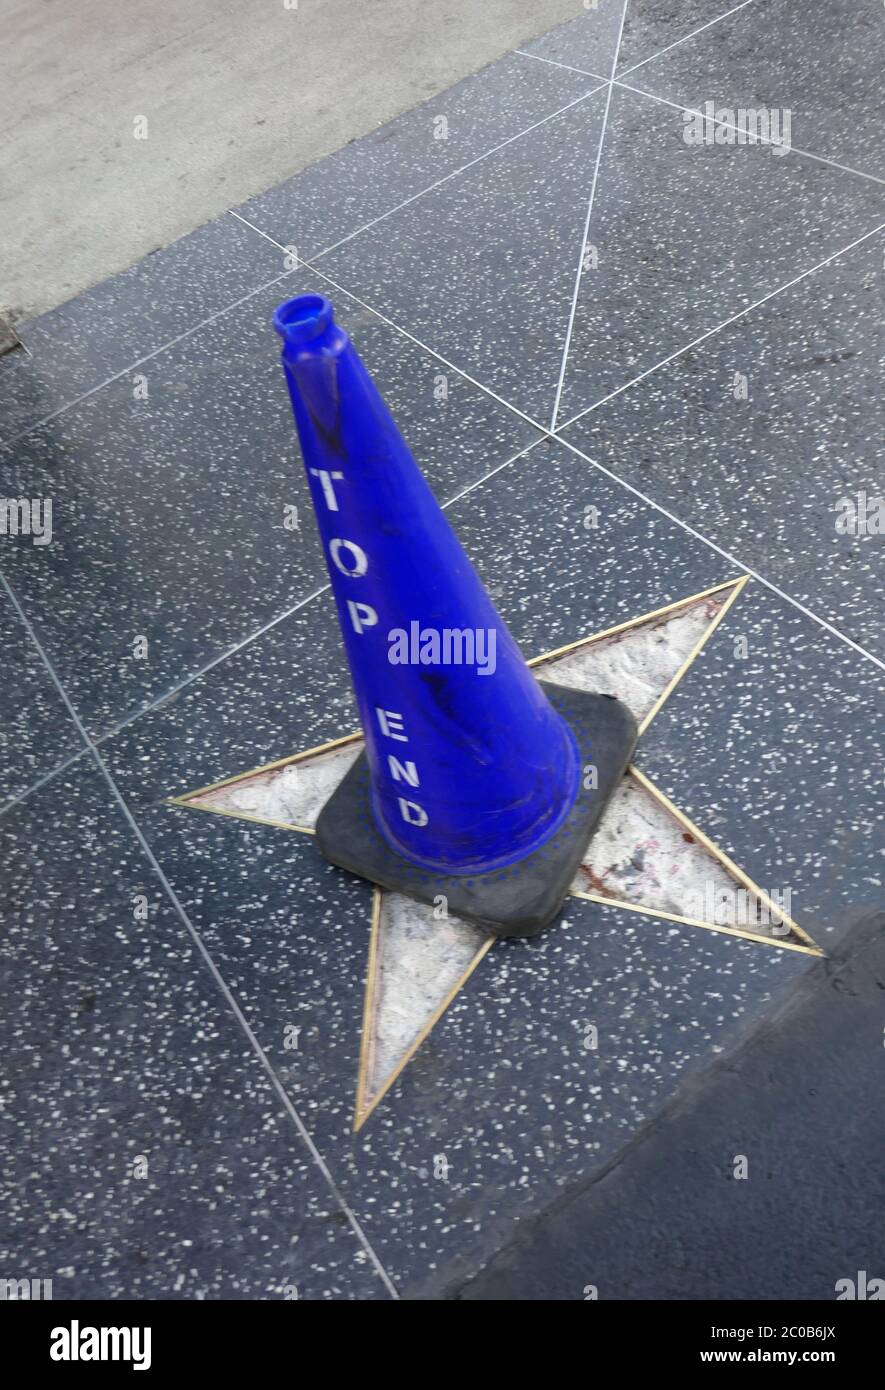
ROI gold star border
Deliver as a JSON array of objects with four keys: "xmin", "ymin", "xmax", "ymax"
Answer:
[{"xmin": 167, "ymin": 575, "xmax": 823, "ymax": 1129}]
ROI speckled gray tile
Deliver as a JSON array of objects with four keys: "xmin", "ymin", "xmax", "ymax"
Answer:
[
  {"xmin": 616, "ymin": 0, "xmax": 747, "ymax": 76},
  {"xmin": 1, "ymin": 272, "xmax": 537, "ymax": 740},
  {"xmin": 96, "ymin": 437, "xmax": 813, "ymax": 1288},
  {"xmin": 552, "ymin": 83, "xmax": 885, "ymax": 426},
  {"xmin": 563, "ymin": 232, "xmax": 885, "ymax": 655},
  {"xmin": 519, "ymin": 0, "xmax": 624, "ymax": 79},
  {"xmin": 0, "ymin": 586, "xmax": 84, "ymax": 808},
  {"xmin": 0, "ymin": 759, "xmax": 388, "ymax": 1299},
  {"xmin": 444, "ymin": 437, "xmax": 737, "ymax": 661},
  {"xmin": 623, "ymin": 0, "xmax": 885, "ymax": 180},
  {"xmin": 453, "ymin": 910, "xmax": 885, "ymax": 1302},
  {"xmin": 635, "ymin": 586, "xmax": 884, "ymax": 947},
  {"xmin": 318, "ymin": 90, "xmax": 609, "ymax": 424},
  {"xmin": 237, "ymin": 51, "xmax": 602, "ymax": 266},
  {"xmin": 394, "ymin": 897, "xmax": 811, "ymax": 1298},
  {"xmin": 99, "ymin": 796, "xmax": 810, "ymax": 1293},
  {"xmin": 0, "ymin": 215, "xmax": 283, "ymax": 444}
]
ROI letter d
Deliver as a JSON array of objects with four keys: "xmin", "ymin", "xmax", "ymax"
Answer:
[{"xmin": 398, "ymin": 798, "xmax": 428, "ymax": 827}]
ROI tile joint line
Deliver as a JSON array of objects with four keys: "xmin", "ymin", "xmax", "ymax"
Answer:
[
  {"xmin": 4, "ymin": 200, "xmax": 883, "ymax": 831},
  {"xmin": 229, "ymin": 205, "xmax": 885, "ymax": 676},
  {"xmin": 0, "ymin": 569, "xmax": 401, "ymax": 1302},
  {"xmin": 617, "ymin": 0, "xmax": 761, "ymax": 79},
  {"xmin": 4, "ymin": 206, "xmax": 883, "ymax": 826},
  {"xmin": 514, "ymin": 52, "xmax": 885, "ymax": 187},
  {"xmin": 520, "ymin": 0, "xmax": 761, "ymax": 83},
  {"xmin": 1, "ymin": 0, "xmax": 855, "ymax": 455},
  {"xmin": 548, "ymin": 0, "xmax": 630, "ymax": 431}
]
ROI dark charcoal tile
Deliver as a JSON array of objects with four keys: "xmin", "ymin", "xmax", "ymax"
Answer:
[
  {"xmin": 237, "ymin": 52, "xmax": 602, "ymax": 265},
  {"xmin": 636, "ymin": 584, "xmax": 884, "ymax": 946},
  {"xmin": 319, "ymin": 90, "xmax": 609, "ymax": 425},
  {"xmin": 102, "ymin": 796, "xmax": 810, "ymax": 1293},
  {"xmin": 552, "ymin": 84, "xmax": 885, "ymax": 426},
  {"xmin": 625, "ymin": 0, "xmax": 885, "ymax": 179},
  {"xmin": 0, "ymin": 583, "xmax": 84, "ymax": 808},
  {"xmin": 97, "ymin": 438, "xmax": 809, "ymax": 1289},
  {"xmin": 617, "ymin": 0, "xmax": 744, "ymax": 76},
  {"xmin": 0, "ymin": 216, "xmax": 283, "ymax": 443},
  {"xmin": 319, "ymin": 80, "xmax": 885, "ymax": 432},
  {"xmin": 445, "ymin": 436, "xmax": 733, "ymax": 661},
  {"xmin": 2, "ymin": 271, "xmax": 537, "ymax": 740},
  {"xmin": 563, "ymin": 233, "xmax": 885, "ymax": 655},
  {"xmin": 520, "ymin": 0, "xmax": 625, "ymax": 79},
  {"xmin": 0, "ymin": 759, "xmax": 388, "ymax": 1299}
]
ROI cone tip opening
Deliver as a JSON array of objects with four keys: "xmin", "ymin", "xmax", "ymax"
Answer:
[{"xmin": 273, "ymin": 293, "xmax": 334, "ymax": 348}]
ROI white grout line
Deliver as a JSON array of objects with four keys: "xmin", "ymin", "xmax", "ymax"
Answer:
[
  {"xmin": 0, "ymin": 569, "xmax": 401, "ymax": 1301},
  {"xmin": 517, "ymin": 49, "xmax": 885, "ymax": 189},
  {"xmin": 309, "ymin": 82, "xmax": 607, "ymax": 263},
  {"xmin": 7, "ymin": 198, "xmax": 884, "ymax": 820},
  {"xmin": 0, "ymin": 0, "xmax": 771, "ymax": 455},
  {"xmin": 304, "ymin": 278, "xmax": 544, "ymax": 428},
  {"xmin": 2, "ymin": 269, "xmax": 299, "ymax": 452},
  {"xmin": 230, "ymin": 204, "xmax": 885, "ymax": 673},
  {"xmin": 26, "ymin": 203, "xmax": 882, "ymax": 782},
  {"xmin": 0, "ymin": 0, "xmax": 833, "ymax": 457},
  {"xmin": 96, "ymin": 582, "xmax": 334, "ymax": 744},
  {"xmin": 0, "ymin": 432, "xmax": 547, "ymax": 806},
  {"xmin": 231, "ymin": 210, "xmax": 547, "ymax": 434},
  {"xmin": 436, "ymin": 433, "xmax": 543, "ymax": 509},
  {"xmin": 552, "ymin": 432, "xmax": 885, "ymax": 673},
  {"xmin": 554, "ymin": 218, "xmax": 885, "ymax": 434},
  {"xmin": 1, "ymin": 0, "xmax": 877, "ymax": 1265},
  {"xmin": 616, "ymin": 79, "xmax": 885, "ymax": 187},
  {"xmin": 229, "ymin": 210, "xmax": 307, "ymax": 257},
  {"xmin": 4, "ymin": 0, "xmax": 884, "ymax": 819},
  {"xmin": 548, "ymin": 0, "xmax": 630, "ymax": 431},
  {"xmin": 1, "ymin": 85, "xmax": 606, "ymax": 456},
  {"xmin": 87, "ymin": 432, "xmax": 545, "ymax": 753},
  {"xmin": 0, "ymin": 747, "xmax": 90, "ymax": 821},
  {"xmin": 515, "ymin": 49, "xmax": 608, "ymax": 82},
  {"xmin": 618, "ymin": 0, "xmax": 762, "ymax": 78},
  {"xmin": 0, "ymin": 432, "xmax": 546, "ymax": 819}
]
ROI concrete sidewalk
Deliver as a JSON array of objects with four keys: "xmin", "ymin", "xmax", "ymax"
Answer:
[{"xmin": 2, "ymin": 0, "xmax": 578, "ymax": 321}]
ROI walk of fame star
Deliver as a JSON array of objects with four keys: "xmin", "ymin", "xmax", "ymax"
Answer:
[{"xmin": 169, "ymin": 576, "xmax": 821, "ymax": 1130}]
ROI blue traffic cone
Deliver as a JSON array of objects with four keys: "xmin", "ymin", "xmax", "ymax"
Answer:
[{"xmin": 274, "ymin": 294, "xmax": 636, "ymax": 934}]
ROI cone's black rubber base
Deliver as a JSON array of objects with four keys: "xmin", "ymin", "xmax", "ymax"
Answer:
[{"xmin": 315, "ymin": 682, "xmax": 638, "ymax": 937}]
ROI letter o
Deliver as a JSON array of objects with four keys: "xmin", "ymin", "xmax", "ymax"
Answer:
[{"xmin": 329, "ymin": 538, "xmax": 368, "ymax": 577}]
